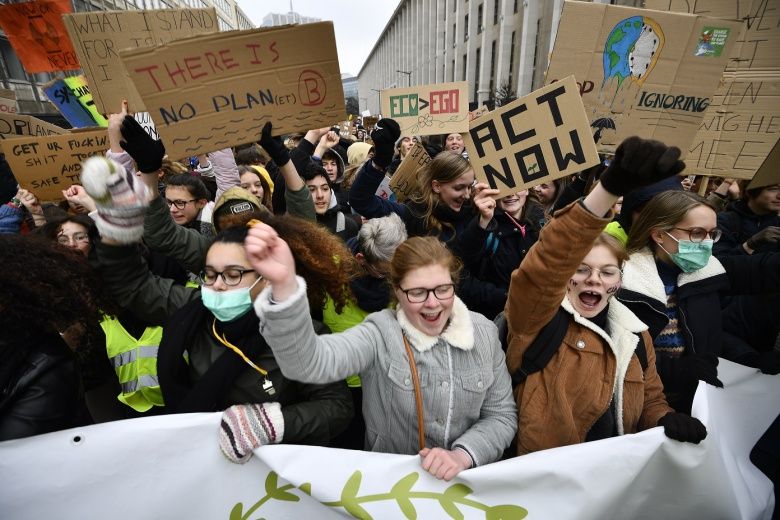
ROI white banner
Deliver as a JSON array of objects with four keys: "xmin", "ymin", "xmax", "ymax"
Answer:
[{"xmin": 0, "ymin": 360, "xmax": 777, "ymax": 519}]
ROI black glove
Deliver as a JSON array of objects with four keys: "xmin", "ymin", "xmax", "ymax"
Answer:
[
  {"xmin": 258, "ymin": 122, "xmax": 290, "ymax": 168},
  {"xmin": 119, "ymin": 115, "xmax": 165, "ymax": 173},
  {"xmin": 658, "ymin": 412, "xmax": 707, "ymax": 444},
  {"xmin": 681, "ymin": 353, "xmax": 724, "ymax": 388},
  {"xmin": 598, "ymin": 136, "xmax": 686, "ymax": 196},
  {"xmin": 737, "ymin": 350, "xmax": 780, "ymax": 375},
  {"xmin": 370, "ymin": 118, "xmax": 401, "ymax": 168},
  {"xmin": 746, "ymin": 226, "xmax": 780, "ymax": 251}
]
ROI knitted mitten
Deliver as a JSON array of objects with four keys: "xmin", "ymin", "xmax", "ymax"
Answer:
[
  {"xmin": 80, "ymin": 156, "xmax": 149, "ymax": 243},
  {"xmin": 219, "ymin": 403, "xmax": 284, "ymax": 464}
]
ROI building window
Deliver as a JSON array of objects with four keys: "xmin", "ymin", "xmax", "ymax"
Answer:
[
  {"xmin": 531, "ymin": 18, "xmax": 540, "ymax": 88},
  {"xmin": 464, "ymin": 14, "xmax": 469, "ymax": 41},
  {"xmin": 477, "ymin": 4, "xmax": 483, "ymax": 34},
  {"xmin": 509, "ymin": 30, "xmax": 516, "ymax": 77},
  {"xmin": 462, "ymin": 54, "xmax": 467, "ymax": 81},
  {"xmin": 451, "ymin": 59, "xmax": 455, "ymax": 82},
  {"xmin": 453, "ymin": 23, "xmax": 456, "ymax": 47},
  {"xmin": 494, "ymin": 0, "xmax": 500, "ymax": 25},
  {"xmin": 489, "ymin": 40, "xmax": 496, "ymax": 96},
  {"xmin": 475, "ymin": 47, "xmax": 481, "ymax": 90},
  {"xmin": 1, "ymin": 40, "xmax": 27, "ymax": 81},
  {"xmin": 514, "ymin": 0, "xmax": 518, "ymax": 14}
]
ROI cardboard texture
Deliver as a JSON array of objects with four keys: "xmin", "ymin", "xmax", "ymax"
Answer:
[
  {"xmin": 645, "ymin": 0, "xmax": 780, "ymax": 180},
  {"xmin": 463, "ymin": 76, "xmax": 600, "ymax": 198},
  {"xmin": 381, "ymin": 81, "xmax": 469, "ymax": 136},
  {"xmin": 63, "ymin": 8, "xmax": 218, "ymax": 114},
  {"xmin": 389, "ymin": 143, "xmax": 431, "ymax": 202},
  {"xmin": 747, "ymin": 138, "xmax": 780, "ymax": 190},
  {"xmin": 0, "ymin": 0, "xmax": 79, "ymax": 73},
  {"xmin": 3, "ymin": 130, "xmax": 108, "ymax": 202},
  {"xmin": 545, "ymin": 1, "xmax": 741, "ymax": 156},
  {"xmin": 44, "ymin": 75, "xmax": 109, "ymax": 128},
  {"xmin": 0, "ymin": 113, "xmax": 65, "ymax": 139},
  {"xmin": 0, "ymin": 96, "xmax": 17, "ymax": 115},
  {"xmin": 118, "ymin": 22, "xmax": 345, "ymax": 160}
]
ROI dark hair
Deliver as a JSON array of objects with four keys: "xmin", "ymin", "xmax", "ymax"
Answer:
[
  {"xmin": 164, "ymin": 173, "xmax": 210, "ymax": 201},
  {"xmin": 0, "ymin": 234, "xmax": 114, "ymax": 344},
  {"xmin": 38, "ymin": 214, "xmax": 99, "ymax": 247},
  {"xmin": 300, "ymin": 162, "xmax": 332, "ymax": 186},
  {"xmin": 235, "ymin": 145, "xmax": 269, "ymax": 166},
  {"xmin": 210, "ymin": 212, "xmax": 357, "ymax": 313}
]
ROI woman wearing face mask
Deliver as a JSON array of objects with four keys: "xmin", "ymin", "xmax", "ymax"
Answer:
[
  {"xmin": 505, "ymin": 137, "xmax": 706, "ymax": 455},
  {"xmin": 349, "ymin": 120, "xmax": 476, "ymax": 241},
  {"xmin": 243, "ymin": 228, "xmax": 516, "ymax": 481},
  {"xmin": 619, "ymin": 190, "xmax": 780, "ymax": 413}
]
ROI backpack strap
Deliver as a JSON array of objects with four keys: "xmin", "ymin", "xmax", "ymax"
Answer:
[{"xmin": 495, "ymin": 308, "xmax": 570, "ymax": 388}]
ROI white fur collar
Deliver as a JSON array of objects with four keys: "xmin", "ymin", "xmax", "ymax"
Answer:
[
  {"xmin": 622, "ymin": 247, "xmax": 727, "ymax": 304},
  {"xmin": 396, "ymin": 296, "xmax": 474, "ymax": 352},
  {"xmin": 560, "ymin": 295, "xmax": 647, "ymax": 435}
]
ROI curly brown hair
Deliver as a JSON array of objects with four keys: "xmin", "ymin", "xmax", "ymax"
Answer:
[
  {"xmin": 0, "ymin": 234, "xmax": 114, "ymax": 344},
  {"xmin": 215, "ymin": 211, "xmax": 358, "ymax": 313}
]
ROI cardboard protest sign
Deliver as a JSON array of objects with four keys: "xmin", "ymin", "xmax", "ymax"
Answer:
[
  {"xmin": 118, "ymin": 22, "xmax": 345, "ymax": 160},
  {"xmin": 390, "ymin": 143, "xmax": 431, "ymax": 202},
  {"xmin": 463, "ymin": 76, "xmax": 600, "ymax": 198},
  {"xmin": 747, "ymin": 138, "xmax": 780, "ymax": 190},
  {"xmin": 645, "ymin": 0, "xmax": 780, "ymax": 180},
  {"xmin": 63, "ymin": 8, "xmax": 218, "ymax": 114},
  {"xmin": 381, "ymin": 81, "xmax": 469, "ymax": 137},
  {"xmin": 0, "ymin": 95, "xmax": 17, "ymax": 115},
  {"xmin": 133, "ymin": 111, "xmax": 158, "ymax": 139},
  {"xmin": 0, "ymin": 0, "xmax": 79, "ymax": 73},
  {"xmin": 0, "ymin": 113, "xmax": 65, "ymax": 139},
  {"xmin": 545, "ymin": 2, "xmax": 741, "ymax": 156},
  {"xmin": 469, "ymin": 104, "xmax": 490, "ymax": 121},
  {"xmin": 3, "ymin": 130, "xmax": 107, "ymax": 202},
  {"xmin": 44, "ymin": 76, "xmax": 108, "ymax": 128}
]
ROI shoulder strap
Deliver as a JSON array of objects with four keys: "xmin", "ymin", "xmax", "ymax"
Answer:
[
  {"xmin": 496, "ymin": 308, "xmax": 570, "ymax": 387},
  {"xmin": 402, "ymin": 335, "xmax": 425, "ymax": 451}
]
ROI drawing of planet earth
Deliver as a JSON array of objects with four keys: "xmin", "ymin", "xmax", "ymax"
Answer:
[{"xmin": 602, "ymin": 16, "xmax": 665, "ymax": 89}]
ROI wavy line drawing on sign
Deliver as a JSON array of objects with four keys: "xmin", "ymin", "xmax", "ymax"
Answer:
[{"xmin": 600, "ymin": 16, "xmax": 665, "ymax": 109}]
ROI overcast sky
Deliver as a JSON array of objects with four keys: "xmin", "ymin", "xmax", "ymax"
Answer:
[{"xmin": 235, "ymin": 0, "xmax": 399, "ymax": 76}]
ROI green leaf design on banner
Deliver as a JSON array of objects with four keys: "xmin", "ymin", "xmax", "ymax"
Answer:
[
  {"xmin": 228, "ymin": 502, "xmax": 245, "ymax": 520},
  {"xmin": 264, "ymin": 472, "xmax": 300, "ymax": 502},
  {"xmin": 485, "ymin": 504, "xmax": 529, "ymax": 520},
  {"xmin": 299, "ymin": 483, "xmax": 312, "ymax": 496},
  {"xmin": 437, "ymin": 482, "xmax": 473, "ymax": 519},
  {"xmin": 391, "ymin": 472, "xmax": 420, "ymax": 519},
  {"xmin": 340, "ymin": 471, "xmax": 371, "ymax": 519}
]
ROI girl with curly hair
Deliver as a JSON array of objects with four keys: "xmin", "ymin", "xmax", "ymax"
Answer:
[
  {"xmin": 94, "ymin": 208, "xmax": 357, "ymax": 461},
  {"xmin": 0, "ymin": 235, "xmax": 111, "ymax": 440}
]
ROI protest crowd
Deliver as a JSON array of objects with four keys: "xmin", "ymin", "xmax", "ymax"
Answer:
[{"xmin": 0, "ymin": 1, "xmax": 778, "ymax": 517}]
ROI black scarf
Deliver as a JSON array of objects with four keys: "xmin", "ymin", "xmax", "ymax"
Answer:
[{"xmin": 157, "ymin": 298, "xmax": 268, "ymax": 413}]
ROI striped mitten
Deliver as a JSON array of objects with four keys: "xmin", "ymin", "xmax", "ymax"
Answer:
[
  {"xmin": 219, "ymin": 403, "xmax": 284, "ymax": 464},
  {"xmin": 80, "ymin": 156, "xmax": 149, "ymax": 243}
]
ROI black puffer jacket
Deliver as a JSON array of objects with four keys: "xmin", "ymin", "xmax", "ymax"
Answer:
[{"xmin": 0, "ymin": 334, "xmax": 89, "ymax": 441}]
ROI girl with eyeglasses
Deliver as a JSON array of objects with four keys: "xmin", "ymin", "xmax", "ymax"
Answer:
[
  {"xmin": 242, "ymin": 229, "xmax": 516, "ymax": 481},
  {"xmin": 504, "ymin": 137, "xmax": 707, "ymax": 455},
  {"xmin": 619, "ymin": 190, "xmax": 780, "ymax": 414}
]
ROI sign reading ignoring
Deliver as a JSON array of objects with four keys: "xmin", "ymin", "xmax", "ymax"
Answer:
[
  {"xmin": 389, "ymin": 143, "xmax": 431, "ymax": 202},
  {"xmin": 118, "ymin": 22, "xmax": 345, "ymax": 159},
  {"xmin": 381, "ymin": 81, "xmax": 469, "ymax": 137},
  {"xmin": 63, "ymin": 8, "xmax": 218, "ymax": 114},
  {"xmin": 545, "ymin": 2, "xmax": 742, "ymax": 155},
  {"xmin": 3, "ymin": 130, "xmax": 108, "ymax": 202},
  {"xmin": 463, "ymin": 76, "xmax": 600, "ymax": 198}
]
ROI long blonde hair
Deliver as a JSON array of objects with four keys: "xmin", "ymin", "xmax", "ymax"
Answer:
[{"xmin": 410, "ymin": 152, "xmax": 472, "ymax": 237}]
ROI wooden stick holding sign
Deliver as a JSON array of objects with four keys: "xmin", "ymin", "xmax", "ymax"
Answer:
[
  {"xmin": 119, "ymin": 22, "xmax": 345, "ymax": 160},
  {"xmin": 389, "ymin": 143, "xmax": 431, "ymax": 202},
  {"xmin": 3, "ymin": 130, "xmax": 108, "ymax": 202},
  {"xmin": 463, "ymin": 76, "xmax": 600, "ymax": 198}
]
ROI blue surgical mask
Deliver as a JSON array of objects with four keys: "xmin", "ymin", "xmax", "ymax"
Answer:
[
  {"xmin": 662, "ymin": 232, "xmax": 713, "ymax": 273},
  {"xmin": 201, "ymin": 277, "xmax": 262, "ymax": 322}
]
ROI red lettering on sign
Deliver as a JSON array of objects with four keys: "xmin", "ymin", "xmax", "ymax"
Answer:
[
  {"xmin": 135, "ymin": 65, "xmax": 162, "ymax": 92},
  {"xmin": 298, "ymin": 69, "xmax": 326, "ymax": 106},
  {"xmin": 430, "ymin": 90, "xmax": 459, "ymax": 114},
  {"xmin": 219, "ymin": 49, "xmax": 239, "ymax": 70},
  {"xmin": 183, "ymin": 56, "xmax": 207, "ymax": 80}
]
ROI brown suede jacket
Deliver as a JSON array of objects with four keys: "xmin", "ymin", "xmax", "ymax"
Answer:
[{"xmin": 505, "ymin": 201, "xmax": 672, "ymax": 455}]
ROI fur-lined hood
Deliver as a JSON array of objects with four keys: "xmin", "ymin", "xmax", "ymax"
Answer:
[
  {"xmin": 560, "ymin": 294, "xmax": 647, "ymax": 435},
  {"xmin": 396, "ymin": 296, "xmax": 474, "ymax": 353},
  {"xmin": 621, "ymin": 247, "xmax": 727, "ymax": 305}
]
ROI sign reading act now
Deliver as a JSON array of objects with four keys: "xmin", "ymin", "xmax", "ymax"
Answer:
[{"xmin": 464, "ymin": 76, "xmax": 600, "ymax": 197}]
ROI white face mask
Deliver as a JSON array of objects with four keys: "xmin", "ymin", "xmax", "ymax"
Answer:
[{"xmin": 201, "ymin": 277, "xmax": 262, "ymax": 322}]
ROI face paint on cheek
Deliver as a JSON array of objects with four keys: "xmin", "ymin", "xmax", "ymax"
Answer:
[{"xmin": 606, "ymin": 283, "xmax": 620, "ymax": 295}]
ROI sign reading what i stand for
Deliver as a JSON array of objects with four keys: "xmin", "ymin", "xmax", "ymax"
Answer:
[
  {"xmin": 119, "ymin": 22, "xmax": 345, "ymax": 160},
  {"xmin": 464, "ymin": 76, "xmax": 600, "ymax": 198}
]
